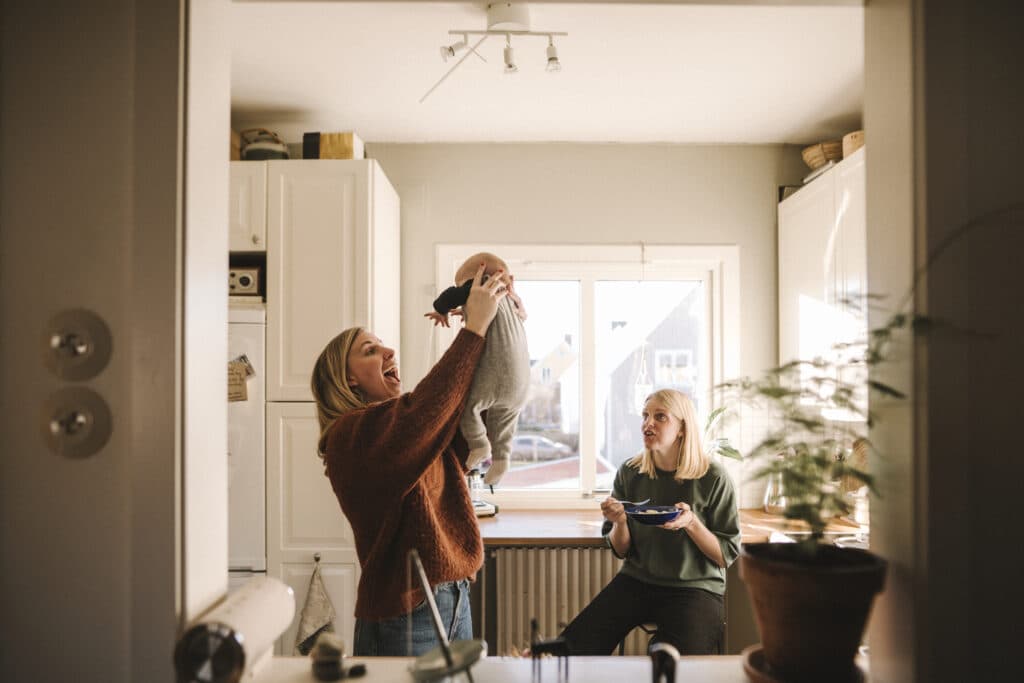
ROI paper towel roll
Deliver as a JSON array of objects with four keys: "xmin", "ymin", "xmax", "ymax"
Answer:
[{"xmin": 174, "ymin": 576, "xmax": 295, "ymax": 683}]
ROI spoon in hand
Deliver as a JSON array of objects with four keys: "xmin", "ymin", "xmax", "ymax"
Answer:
[{"xmin": 612, "ymin": 498, "xmax": 650, "ymax": 507}]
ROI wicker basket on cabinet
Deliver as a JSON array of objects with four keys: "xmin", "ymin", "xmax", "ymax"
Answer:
[{"xmin": 801, "ymin": 140, "xmax": 843, "ymax": 170}]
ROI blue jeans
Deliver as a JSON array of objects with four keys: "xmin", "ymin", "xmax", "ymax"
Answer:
[{"xmin": 352, "ymin": 579, "xmax": 473, "ymax": 656}]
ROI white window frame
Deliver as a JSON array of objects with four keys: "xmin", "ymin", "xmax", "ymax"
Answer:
[{"xmin": 433, "ymin": 244, "xmax": 740, "ymax": 509}]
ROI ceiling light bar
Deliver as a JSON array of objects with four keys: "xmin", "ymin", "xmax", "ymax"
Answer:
[
  {"xmin": 420, "ymin": 3, "xmax": 567, "ymax": 103},
  {"xmin": 448, "ymin": 30, "xmax": 567, "ymax": 38}
]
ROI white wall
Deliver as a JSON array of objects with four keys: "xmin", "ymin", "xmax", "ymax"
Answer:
[
  {"xmin": 367, "ymin": 143, "xmax": 804, "ymax": 384},
  {"xmin": 184, "ymin": 0, "xmax": 232, "ymax": 621},
  {"xmin": 367, "ymin": 142, "xmax": 805, "ymax": 505}
]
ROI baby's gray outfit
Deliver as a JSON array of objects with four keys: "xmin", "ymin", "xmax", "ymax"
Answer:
[{"xmin": 461, "ymin": 297, "xmax": 530, "ymax": 485}]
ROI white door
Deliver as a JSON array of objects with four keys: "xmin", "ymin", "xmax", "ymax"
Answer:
[
  {"xmin": 229, "ymin": 161, "xmax": 267, "ymax": 252},
  {"xmin": 228, "ymin": 313, "xmax": 266, "ymax": 571},
  {"xmin": 266, "ymin": 161, "xmax": 368, "ymax": 401},
  {"xmin": 266, "ymin": 402, "xmax": 359, "ymax": 653}
]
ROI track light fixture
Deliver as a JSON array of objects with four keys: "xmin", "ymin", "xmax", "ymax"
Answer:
[{"xmin": 420, "ymin": 2, "xmax": 567, "ymax": 102}]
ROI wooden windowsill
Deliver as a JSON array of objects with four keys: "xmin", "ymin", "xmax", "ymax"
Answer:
[{"xmin": 477, "ymin": 508, "xmax": 862, "ymax": 547}]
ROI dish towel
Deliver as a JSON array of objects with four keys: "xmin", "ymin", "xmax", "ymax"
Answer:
[{"xmin": 293, "ymin": 560, "xmax": 337, "ymax": 655}]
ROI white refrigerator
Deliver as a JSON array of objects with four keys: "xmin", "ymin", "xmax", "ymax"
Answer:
[{"xmin": 228, "ymin": 304, "xmax": 267, "ymax": 589}]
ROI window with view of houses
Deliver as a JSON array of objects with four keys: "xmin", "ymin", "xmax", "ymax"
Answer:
[{"xmin": 433, "ymin": 245, "xmax": 739, "ymax": 504}]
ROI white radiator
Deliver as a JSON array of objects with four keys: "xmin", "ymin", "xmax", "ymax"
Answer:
[{"xmin": 492, "ymin": 546, "xmax": 649, "ymax": 656}]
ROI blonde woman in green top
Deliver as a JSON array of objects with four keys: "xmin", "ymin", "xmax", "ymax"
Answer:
[{"xmin": 559, "ymin": 389, "xmax": 741, "ymax": 655}]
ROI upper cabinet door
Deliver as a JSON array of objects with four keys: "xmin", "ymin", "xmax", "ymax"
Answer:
[
  {"xmin": 229, "ymin": 161, "xmax": 267, "ymax": 252},
  {"xmin": 778, "ymin": 149, "xmax": 867, "ymax": 420},
  {"xmin": 266, "ymin": 161, "xmax": 367, "ymax": 401},
  {"xmin": 778, "ymin": 172, "xmax": 836, "ymax": 367},
  {"xmin": 834, "ymin": 147, "xmax": 867, "ymax": 315},
  {"xmin": 368, "ymin": 162, "xmax": 401, "ymax": 351}
]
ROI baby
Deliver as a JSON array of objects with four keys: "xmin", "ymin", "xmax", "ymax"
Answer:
[{"xmin": 426, "ymin": 252, "xmax": 530, "ymax": 485}]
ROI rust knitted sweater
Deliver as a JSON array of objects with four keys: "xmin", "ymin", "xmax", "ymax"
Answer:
[{"xmin": 322, "ymin": 329, "xmax": 486, "ymax": 620}]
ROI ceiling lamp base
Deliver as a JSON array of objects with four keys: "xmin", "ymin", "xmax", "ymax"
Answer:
[{"xmin": 487, "ymin": 3, "xmax": 530, "ymax": 32}]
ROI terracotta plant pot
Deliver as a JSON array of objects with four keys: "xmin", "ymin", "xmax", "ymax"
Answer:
[{"xmin": 739, "ymin": 543, "xmax": 887, "ymax": 682}]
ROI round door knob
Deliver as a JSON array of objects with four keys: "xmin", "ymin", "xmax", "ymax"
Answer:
[
  {"xmin": 41, "ymin": 387, "xmax": 112, "ymax": 459},
  {"xmin": 42, "ymin": 309, "xmax": 112, "ymax": 381}
]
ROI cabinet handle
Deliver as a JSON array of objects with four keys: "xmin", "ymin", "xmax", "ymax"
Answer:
[{"xmin": 251, "ymin": 234, "xmax": 261, "ymax": 246}]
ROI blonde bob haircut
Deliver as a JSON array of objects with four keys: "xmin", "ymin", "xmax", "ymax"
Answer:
[
  {"xmin": 626, "ymin": 388, "xmax": 709, "ymax": 482},
  {"xmin": 310, "ymin": 326, "xmax": 369, "ymax": 456}
]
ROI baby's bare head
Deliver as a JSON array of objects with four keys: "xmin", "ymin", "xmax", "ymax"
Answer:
[{"xmin": 455, "ymin": 252, "xmax": 510, "ymax": 285}]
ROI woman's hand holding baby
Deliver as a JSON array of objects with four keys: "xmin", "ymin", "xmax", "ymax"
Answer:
[{"xmin": 463, "ymin": 264, "xmax": 508, "ymax": 337}]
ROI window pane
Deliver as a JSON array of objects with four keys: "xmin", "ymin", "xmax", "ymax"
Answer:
[
  {"xmin": 594, "ymin": 280, "xmax": 706, "ymax": 490},
  {"xmin": 496, "ymin": 280, "xmax": 580, "ymax": 490}
]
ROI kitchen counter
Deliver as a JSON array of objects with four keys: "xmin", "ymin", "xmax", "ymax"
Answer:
[
  {"xmin": 477, "ymin": 507, "xmax": 862, "ymax": 546},
  {"xmin": 473, "ymin": 507, "xmax": 862, "ymax": 657},
  {"xmin": 254, "ymin": 655, "xmax": 793, "ymax": 683}
]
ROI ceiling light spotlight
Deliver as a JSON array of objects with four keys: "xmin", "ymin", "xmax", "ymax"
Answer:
[
  {"xmin": 503, "ymin": 34, "xmax": 518, "ymax": 74},
  {"xmin": 440, "ymin": 34, "xmax": 469, "ymax": 62},
  {"xmin": 545, "ymin": 36, "xmax": 561, "ymax": 72}
]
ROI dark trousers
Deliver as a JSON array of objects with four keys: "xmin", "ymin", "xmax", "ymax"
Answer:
[{"xmin": 559, "ymin": 573, "xmax": 724, "ymax": 656}]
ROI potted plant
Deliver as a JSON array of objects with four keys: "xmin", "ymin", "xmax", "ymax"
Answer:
[{"xmin": 719, "ymin": 307, "xmax": 916, "ymax": 681}]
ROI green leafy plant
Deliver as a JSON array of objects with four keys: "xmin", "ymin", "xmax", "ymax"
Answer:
[
  {"xmin": 722, "ymin": 204, "xmax": 1017, "ymax": 553},
  {"xmin": 702, "ymin": 406, "xmax": 743, "ymax": 462},
  {"xmin": 718, "ymin": 305, "xmax": 918, "ymax": 550}
]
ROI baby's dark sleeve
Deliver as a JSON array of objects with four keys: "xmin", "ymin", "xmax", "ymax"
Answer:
[{"xmin": 433, "ymin": 280, "xmax": 473, "ymax": 314}]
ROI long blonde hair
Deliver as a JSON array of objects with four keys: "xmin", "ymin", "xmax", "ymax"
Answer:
[
  {"xmin": 310, "ymin": 326, "xmax": 368, "ymax": 456},
  {"xmin": 626, "ymin": 388, "xmax": 709, "ymax": 481}
]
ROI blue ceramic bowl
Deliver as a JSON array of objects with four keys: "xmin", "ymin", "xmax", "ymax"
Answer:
[{"xmin": 626, "ymin": 505, "xmax": 682, "ymax": 526}]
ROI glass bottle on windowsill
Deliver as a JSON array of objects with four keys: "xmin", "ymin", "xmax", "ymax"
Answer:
[{"xmin": 763, "ymin": 470, "xmax": 787, "ymax": 515}]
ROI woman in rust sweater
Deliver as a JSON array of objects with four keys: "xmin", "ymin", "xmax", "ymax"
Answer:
[{"xmin": 310, "ymin": 264, "xmax": 507, "ymax": 656}]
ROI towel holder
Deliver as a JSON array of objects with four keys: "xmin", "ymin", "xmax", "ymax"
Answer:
[{"xmin": 314, "ymin": 552, "xmax": 321, "ymax": 563}]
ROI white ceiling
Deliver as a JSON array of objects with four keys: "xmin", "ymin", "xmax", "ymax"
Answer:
[{"xmin": 230, "ymin": 2, "xmax": 864, "ymax": 144}]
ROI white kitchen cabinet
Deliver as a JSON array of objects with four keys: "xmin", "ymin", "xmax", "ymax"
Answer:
[
  {"xmin": 229, "ymin": 161, "xmax": 267, "ymax": 251},
  {"xmin": 266, "ymin": 402, "xmax": 360, "ymax": 653},
  {"xmin": 778, "ymin": 147, "xmax": 867, "ymax": 416},
  {"xmin": 266, "ymin": 160, "xmax": 400, "ymax": 402}
]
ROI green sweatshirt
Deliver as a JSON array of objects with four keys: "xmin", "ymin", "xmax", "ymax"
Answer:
[{"xmin": 604, "ymin": 458, "xmax": 741, "ymax": 595}]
